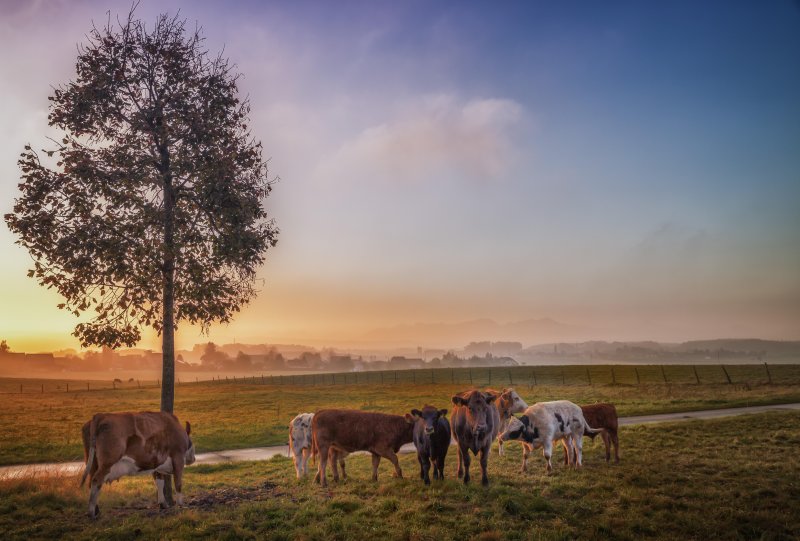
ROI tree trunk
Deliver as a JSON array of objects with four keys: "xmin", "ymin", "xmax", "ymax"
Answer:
[{"xmin": 159, "ymin": 153, "xmax": 176, "ymax": 507}]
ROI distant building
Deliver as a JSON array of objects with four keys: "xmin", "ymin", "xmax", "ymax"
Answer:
[{"xmin": 388, "ymin": 356, "xmax": 426, "ymax": 370}]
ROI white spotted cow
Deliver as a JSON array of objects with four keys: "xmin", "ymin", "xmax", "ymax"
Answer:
[{"xmin": 500, "ymin": 400, "xmax": 604, "ymax": 473}]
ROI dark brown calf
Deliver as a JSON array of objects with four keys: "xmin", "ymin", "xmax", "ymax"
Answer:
[
  {"xmin": 562, "ymin": 403, "xmax": 619, "ymax": 464},
  {"xmin": 80, "ymin": 411, "xmax": 195, "ymax": 518},
  {"xmin": 312, "ymin": 409, "xmax": 414, "ymax": 488},
  {"xmin": 451, "ymin": 390, "xmax": 500, "ymax": 486}
]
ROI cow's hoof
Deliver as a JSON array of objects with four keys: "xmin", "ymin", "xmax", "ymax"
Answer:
[
  {"xmin": 481, "ymin": 478, "xmax": 489, "ymax": 487},
  {"xmin": 88, "ymin": 506, "xmax": 100, "ymax": 520},
  {"xmin": 463, "ymin": 477, "xmax": 470, "ymax": 485},
  {"xmin": 424, "ymin": 479, "xmax": 430, "ymax": 486}
]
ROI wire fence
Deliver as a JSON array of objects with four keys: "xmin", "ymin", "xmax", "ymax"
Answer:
[
  {"xmin": 204, "ymin": 363, "xmax": 800, "ymax": 388},
  {"xmin": 3, "ymin": 363, "xmax": 799, "ymax": 394}
]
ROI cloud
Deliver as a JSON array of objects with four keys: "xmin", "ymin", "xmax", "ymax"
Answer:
[{"xmin": 317, "ymin": 95, "xmax": 523, "ymax": 184}]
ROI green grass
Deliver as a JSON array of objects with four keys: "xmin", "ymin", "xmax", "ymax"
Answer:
[
  {"xmin": 2, "ymin": 373, "xmax": 800, "ymax": 466},
  {"xmin": 1, "ymin": 411, "xmax": 798, "ymax": 540}
]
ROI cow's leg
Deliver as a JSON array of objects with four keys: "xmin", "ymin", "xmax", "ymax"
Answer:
[
  {"xmin": 611, "ymin": 430, "xmax": 620, "ymax": 463},
  {"xmin": 460, "ymin": 444, "xmax": 471, "ymax": 484},
  {"xmin": 521, "ymin": 443, "xmax": 530, "ymax": 473},
  {"xmin": 562, "ymin": 439, "xmax": 570, "ymax": 466},
  {"xmin": 317, "ymin": 443, "xmax": 330, "ymax": 488},
  {"xmin": 173, "ymin": 458, "xmax": 186, "ymax": 507},
  {"xmin": 601, "ymin": 430, "xmax": 611, "ymax": 463},
  {"xmin": 422, "ymin": 453, "xmax": 431, "ymax": 485},
  {"xmin": 302, "ymin": 447, "xmax": 311, "ymax": 477},
  {"xmin": 370, "ymin": 452, "xmax": 381, "ymax": 481},
  {"xmin": 154, "ymin": 473, "xmax": 168, "ymax": 508},
  {"xmin": 339, "ymin": 454, "xmax": 347, "ymax": 479},
  {"xmin": 88, "ymin": 463, "xmax": 110, "ymax": 519},
  {"xmin": 479, "ymin": 446, "xmax": 490, "ymax": 486},
  {"xmin": 498, "ymin": 437, "xmax": 504, "ymax": 456},
  {"xmin": 331, "ymin": 451, "xmax": 339, "ymax": 482},
  {"xmin": 543, "ymin": 440, "xmax": 553, "ymax": 473},
  {"xmin": 456, "ymin": 443, "xmax": 464, "ymax": 479},
  {"xmin": 383, "ymin": 449, "xmax": 403, "ymax": 479},
  {"xmin": 572, "ymin": 435, "xmax": 583, "ymax": 468},
  {"xmin": 437, "ymin": 454, "xmax": 445, "ymax": 480},
  {"xmin": 417, "ymin": 453, "xmax": 426, "ymax": 480}
]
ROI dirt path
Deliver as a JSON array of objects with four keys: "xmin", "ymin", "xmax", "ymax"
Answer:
[{"xmin": 2, "ymin": 402, "xmax": 798, "ymax": 480}]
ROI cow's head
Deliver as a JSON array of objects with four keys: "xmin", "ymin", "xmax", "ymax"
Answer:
[
  {"xmin": 407, "ymin": 405, "xmax": 448, "ymax": 435},
  {"xmin": 185, "ymin": 421, "xmax": 196, "ymax": 465},
  {"xmin": 452, "ymin": 390, "xmax": 496, "ymax": 438},
  {"xmin": 498, "ymin": 388, "xmax": 529, "ymax": 418},
  {"xmin": 500, "ymin": 414, "xmax": 538, "ymax": 444},
  {"xmin": 291, "ymin": 413, "xmax": 313, "ymax": 432}
]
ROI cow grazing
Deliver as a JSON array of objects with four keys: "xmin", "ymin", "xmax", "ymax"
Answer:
[
  {"xmin": 563, "ymin": 403, "xmax": 619, "ymax": 464},
  {"xmin": 451, "ymin": 390, "xmax": 500, "ymax": 485},
  {"xmin": 500, "ymin": 400, "xmax": 603, "ymax": 473},
  {"xmin": 407, "ymin": 405, "xmax": 450, "ymax": 485},
  {"xmin": 489, "ymin": 388, "xmax": 529, "ymax": 456},
  {"xmin": 80, "ymin": 411, "xmax": 195, "ymax": 519},
  {"xmin": 312, "ymin": 409, "xmax": 414, "ymax": 488}
]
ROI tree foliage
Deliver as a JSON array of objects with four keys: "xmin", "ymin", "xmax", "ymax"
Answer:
[{"xmin": 5, "ymin": 11, "xmax": 278, "ymax": 349}]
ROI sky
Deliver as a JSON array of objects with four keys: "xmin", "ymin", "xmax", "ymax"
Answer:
[{"xmin": 1, "ymin": 0, "xmax": 799, "ymax": 352}]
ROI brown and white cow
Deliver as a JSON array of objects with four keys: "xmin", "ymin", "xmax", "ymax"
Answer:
[
  {"xmin": 562, "ymin": 403, "xmax": 619, "ymax": 464},
  {"xmin": 80, "ymin": 411, "xmax": 195, "ymax": 519},
  {"xmin": 451, "ymin": 390, "xmax": 500, "ymax": 485},
  {"xmin": 312, "ymin": 409, "xmax": 414, "ymax": 488},
  {"xmin": 488, "ymin": 388, "xmax": 529, "ymax": 456}
]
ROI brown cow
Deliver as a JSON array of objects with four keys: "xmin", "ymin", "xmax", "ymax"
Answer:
[
  {"xmin": 312, "ymin": 409, "xmax": 413, "ymax": 488},
  {"xmin": 563, "ymin": 403, "xmax": 619, "ymax": 464},
  {"xmin": 80, "ymin": 411, "xmax": 195, "ymax": 518},
  {"xmin": 451, "ymin": 390, "xmax": 500, "ymax": 485}
]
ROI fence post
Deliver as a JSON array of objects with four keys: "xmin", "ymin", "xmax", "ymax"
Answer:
[
  {"xmin": 87, "ymin": 382, "xmax": 90, "ymax": 391},
  {"xmin": 532, "ymin": 367, "xmax": 537, "ymax": 386},
  {"xmin": 508, "ymin": 370, "xmax": 513, "ymax": 386},
  {"xmin": 41, "ymin": 383, "xmax": 44, "ymax": 393},
  {"xmin": 451, "ymin": 369, "xmax": 454, "ymax": 384},
  {"xmin": 586, "ymin": 367, "xmax": 592, "ymax": 385},
  {"xmin": 660, "ymin": 365, "xmax": 667, "ymax": 383},
  {"xmin": 20, "ymin": 384, "xmax": 23, "ymax": 393},
  {"xmin": 721, "ymin": 365, "xmax": 732, "ymax": 384},
  {"xmin": 431, "ymin": 369, "xmax": 435, "ymax": 384},
  {"xmin": 488, "ymin": 369, "xmax": 492, "ymax": 386},
  {"xmin": 611, "ymin": 366, "xmax": 616, "ymax": 385},
  {"xmin": 469, "ymin": 369, "xmax": 473, "ymax": 385},
  {"xmin": 634, "ymin": 367, "xmax": 640, "ymax": 385},
  {"xmin": 692, "ymin": 365, "xmax": 700, "ymax": 384},
  {"xmin": 561, "ymin": 367, "xmax": 565, "ymax": 385},
  {"xmin": 112, "ymin": 381, "xmax": 115, "ymax": 390},
  {"xmin": 380, "ymin": 371, "xmax": 384, "ymax": 384},
  {"xmin": 413, "ymin": 371, "xmax": 416, "ymax": 384},
  {"xmin": 66, "ymin": 382, "xmax": 69, "ymax": 393},
  {"xmin": 764, "ymin": 362, "xmax": 772, "ymax": 385}
]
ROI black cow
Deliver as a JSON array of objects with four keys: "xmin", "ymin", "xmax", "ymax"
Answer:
[{"xmin": 406, "ymin": 405, "xmax": 450, "ymax": 485}]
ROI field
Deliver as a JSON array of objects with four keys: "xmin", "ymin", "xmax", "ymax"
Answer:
[
  {"xmin": 1, "ymin": 410, "xmax": 799, "ymax": 540},
  {"xmin": 2, "ymin": 365, "xmax": 800, "ymax": 466}
]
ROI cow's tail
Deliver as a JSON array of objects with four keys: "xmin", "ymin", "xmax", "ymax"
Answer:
[
  {"xmin": 310, "ymin": 428, "xmax": 318, "ymax": 466},
  {"xmin": 79, "ymin": 415, "xmax": 99, "ymax": 487},
  {"xmin": 584, "ymin": 424, "xmax": 606, "ymax": 435}
]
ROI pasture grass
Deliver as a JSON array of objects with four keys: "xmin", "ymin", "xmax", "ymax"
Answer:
[
  {"xmin": 2, "ymin": 375, "xmax": 800, "ymax": 466},
  {"xmin": 1, "ymin": 411, "xmax": 799, "ymax": 540}
]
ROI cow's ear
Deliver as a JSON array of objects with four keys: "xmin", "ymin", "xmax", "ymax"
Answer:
[
  {"xmin": 452, "ymin": 395, "xmax": 465, "ymax": 406},
  {"xmin": 520, "ymin": 415, "xmax": 530, "ymax": 427},
  {"xmin": 439, "ymin": 409, "xmax": 449, "ymax": 417},
  {"xmin": 484, "ymin": 392, "xmax": 497, "ymax": 404},
  {"xmin": 185, "ymin": 421, "xmax": 191, "ymax": 436},
  {"xmin": 411, "ymin": 409, "xmax": 422, "ymax": 418},
  {"xmin": 404, "ymin": 413, "xmax": 415, "ymax": 424}
]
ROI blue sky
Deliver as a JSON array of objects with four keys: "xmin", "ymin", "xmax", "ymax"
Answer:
[{"xmin": 1, "ymin": 0, "xmax": 798, "ymax": 349}]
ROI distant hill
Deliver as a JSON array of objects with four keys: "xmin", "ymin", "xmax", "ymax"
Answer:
[{"xmin": 363, "ymin": 317, "xmax": 594, "ymax": 348}]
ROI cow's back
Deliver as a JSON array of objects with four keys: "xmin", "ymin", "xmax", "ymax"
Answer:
[
  {"xmin": 581, "ymin": 403, "xmax": 618, "ymax": 432},
  {"xmin": 313, "ymin": 409, "xmax": 412, "ymax": 453},
  {"xmin": 92, "ymin": 411, "xmax": 188, "ymax": 462}
]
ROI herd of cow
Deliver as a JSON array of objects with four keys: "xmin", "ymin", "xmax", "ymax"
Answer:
[{"xmin": 79, "ymin": 388, "xmax": 619, "ymax": 519}]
